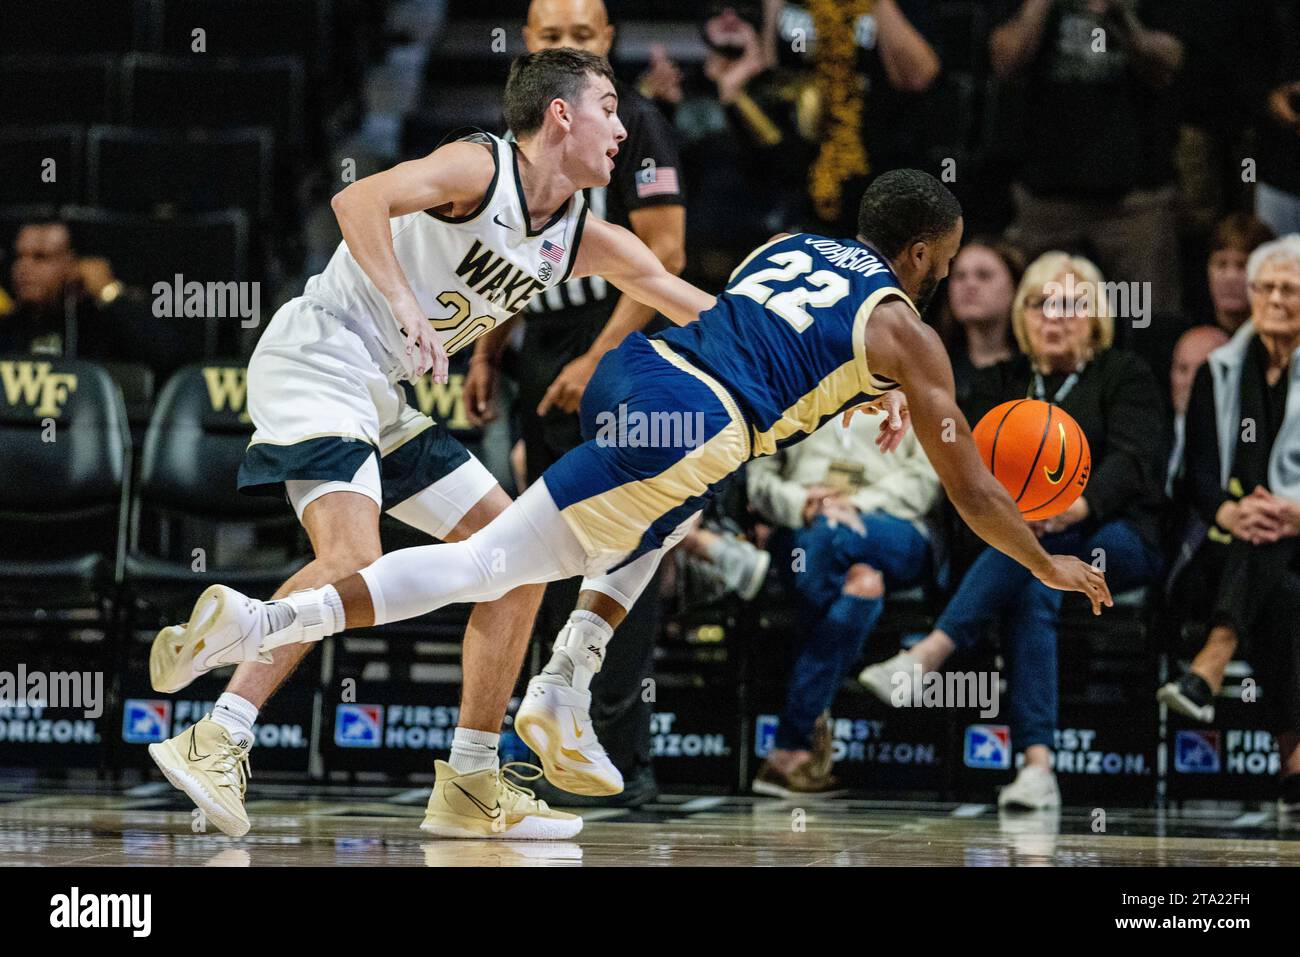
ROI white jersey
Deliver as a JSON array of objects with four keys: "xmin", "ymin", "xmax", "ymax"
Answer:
[{"xmin": 303, "ymin": 129, "xmax": 588, "ymax": 379}]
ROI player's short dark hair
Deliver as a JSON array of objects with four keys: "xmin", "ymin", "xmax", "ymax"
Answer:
[
  {"xmin": 504, "ymin": 48, "xmax": 615, "ymax": 137},
  {"xmin": 857, "ymin": 169, "xmax": 962, "ymax": 259}
]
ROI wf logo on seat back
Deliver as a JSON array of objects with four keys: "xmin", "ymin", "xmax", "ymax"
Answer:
[
  {"xmin": 201, "ymin": 366, "xmax": 251, "ymax": 424},
  {"xmin": 0, "ymin": 360, "xmax": 78, "ymax": 418}
]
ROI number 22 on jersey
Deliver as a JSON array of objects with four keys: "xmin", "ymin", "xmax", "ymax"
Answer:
[{"xmin": 729, "ymin": 250, "xmax": 850, "ymax": 332}]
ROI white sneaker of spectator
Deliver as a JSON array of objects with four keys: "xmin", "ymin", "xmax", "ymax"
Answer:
[
  {"xmin": 687, "ymin": 534, "xmax": 770, "ymax": 601},
  {"xmin": 858, "ymin": 651, "xmax": 917, "ymax": 707},
  {"xmin": 997, "ymin": 764, "xmax": 1061, "ymax": 811}
]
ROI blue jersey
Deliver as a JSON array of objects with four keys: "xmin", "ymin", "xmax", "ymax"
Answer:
[{"xmin": 654, "ymin": 233, "xmax": 915, "ymax": 458}]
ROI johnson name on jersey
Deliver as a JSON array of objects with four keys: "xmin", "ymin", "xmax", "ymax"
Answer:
[
  {"xmin": 303, "ymin": 129, "xmax": 588, "ymax": 378},
  {"xmin": 655, "ymin": 232, "xmax": 915, "ymax": 458}
]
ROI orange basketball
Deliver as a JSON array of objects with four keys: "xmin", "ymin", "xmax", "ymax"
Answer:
[{"xmin": 972, "ymin": 399, "xmax": 1091, "ymax": 520}]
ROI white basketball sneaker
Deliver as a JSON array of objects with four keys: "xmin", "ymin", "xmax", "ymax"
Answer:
[
  {"xmin": 514, "ymin": 673, "xmax": 623, "ymax": 797},
  {"xmin": 150, "ymin": 584, "xmax": 327, "ymax": 693}
]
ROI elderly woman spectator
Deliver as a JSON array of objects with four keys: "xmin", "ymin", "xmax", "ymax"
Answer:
[
  {"xmin": 1157, "ymin": 234, "xmax": 1300, "ymax": 814},
  {"xmin": 859, "ymin": 251, "xmax": 1168, "ymax": 809}
]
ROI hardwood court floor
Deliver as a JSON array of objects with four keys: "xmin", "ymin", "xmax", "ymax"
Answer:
[{"xmin": 2, "ymin": 781, "xmax": 1299, "ymax": 866}]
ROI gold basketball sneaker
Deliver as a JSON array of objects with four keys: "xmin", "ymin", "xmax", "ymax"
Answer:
[
  {"xmin": 148, "ymin": 715, "xmax": 252, "ymax": 837},
  {"xmin": 150, "ymin": 584, "xmax": 326, "ymax": 693},
  {"xmin": 421, "ymin": 761, "xmax": 584, "ymax": 840},
  {"xmin": 514, "ymin": 674, "xmax": 623, "ymax": 796}
]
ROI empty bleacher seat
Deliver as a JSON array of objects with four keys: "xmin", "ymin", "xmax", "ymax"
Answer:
[
  {"xmin": 121, "ymin": 362, "xmax": 307, "ymax": 617},
  {"xmin": 86, "ymin": 125, "xmax": 273, "ymax": 223},
  {"xmin": 120, "ymin": 53, "xmax": 306, "ymax": 151},
  {"xmin": 98, "ymin": 360, "xmax": 155, "ymax": 454},
  {"xmin": 0, "ymin": 56, "xmax": 118, "ymax": 126},
  {"xmin": 61, "ymin": 206, "xmax": 251, "ymax": 289},
  {"xmin": 0, "ymin": 125, "xmax": 85, "ymax": 208},
  {"xmin": 0, "ymin": 0, "xmax": 144, "ymax": 56},
  {"xmin": 141, "ymin": 0, "xmax": 333, "ymax": 80},
  {"xmin": 0, "ymin": 355, "xmax": 131, "ymax": 611}
]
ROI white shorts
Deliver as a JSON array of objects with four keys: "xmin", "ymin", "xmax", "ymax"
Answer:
[{"xmin": 237, "ymin": 297, "xmax": 496, "ymax": 538}]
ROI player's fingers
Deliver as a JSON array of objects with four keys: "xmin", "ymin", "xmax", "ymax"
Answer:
[
  {"xmin": 536, "ymin": 385, "xmax": 559, "ymax": 417},
  {"xmin": 1091, "ymin": 566, "xmax": 1113, "ymax": 608}
]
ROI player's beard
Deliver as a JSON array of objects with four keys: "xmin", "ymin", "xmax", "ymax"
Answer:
[{"xmin": 913, "ymin": 270, "xmax": 941, "ymax": 314}]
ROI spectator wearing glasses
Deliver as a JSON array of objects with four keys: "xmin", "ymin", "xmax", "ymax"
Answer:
[
  {"xmin": 1157, "ymin": 234, "xmax": 1300, "ymax": 814},
  {"xmin": 859, "ymin": 251, "xmax": 1167, "ymax": 809}
]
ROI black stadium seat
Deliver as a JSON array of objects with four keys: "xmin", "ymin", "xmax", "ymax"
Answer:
[
  {"xmin": 86, "ymin": 125, "xmax": 273, "ymax": 224},
  {"xmin": 60, "ymin": 206, "xmax": 251, "ymax": 290},
  {"xmin": 0, "ymin": 56, "xmax": 118, "ymax": 126},
  {"xmin": 0, "ymin": 125, "xmax": 85, "ymax": 208},
  {"xmin": 0, "ymin": 0, "xmax": 144, "ymax": 56},
  {"xmin": 0, "ymin": 355, "xmax": 131, "ymax": 612},
  {"xmin": 121, "ymin": 362, "xmax": 307, "ymax": 618},
  {"xmin": 142, "ymin": 0, "xmax": 333, "ymax": 80},
  {"xmin": 120, "ymin": 53, "xmax": 306, "ymax": 151}
]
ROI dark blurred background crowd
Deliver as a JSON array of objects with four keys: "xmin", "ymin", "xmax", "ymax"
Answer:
[{"xmin": 3, "ymin": 0, "xmax": 1300, "ymax": 811}]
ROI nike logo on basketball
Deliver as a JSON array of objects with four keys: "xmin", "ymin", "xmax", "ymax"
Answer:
[
  {"xmin": 492, "ymin": 212, "xmax": 513, "ymax": 230},
  {"xmin": 453, "ymin": 783, "xmax": 502, "ymax": 819},
  {"xmin": 1044, "ymin": 423, "xmax": 1067, "ymax": 484}
]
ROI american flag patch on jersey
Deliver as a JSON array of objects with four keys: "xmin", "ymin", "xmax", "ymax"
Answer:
[
  {"xmin": 540, "ymin": 239, "xmax": 565, "ymax": 263},
  {"xmin": 635, "ymin": 165, "xmax": 679, "ymax": 198}
]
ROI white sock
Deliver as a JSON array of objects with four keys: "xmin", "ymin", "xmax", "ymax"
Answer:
[
  {"xmin": 448, "ymin": 727, "xmax": 500, "ymax": 774},
  {"xmin": 542, "ymin": 610, "xmax": 614, "ymax": 692},
  {"xmin": 210, "ymin": 692, "xmax": 258, "ymax": 747},
  {"xmin": 259, "ymin": 586, "xmax": 344, "ymax": 652}
]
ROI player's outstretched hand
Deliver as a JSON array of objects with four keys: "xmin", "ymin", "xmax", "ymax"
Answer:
[
  {"xmin": 1034, "ymin": 554, "xmax": 1113, "ymax": 615},
  {"xmin": 841, "ymin": 390, "xmax": 911, "ymax": 453}
]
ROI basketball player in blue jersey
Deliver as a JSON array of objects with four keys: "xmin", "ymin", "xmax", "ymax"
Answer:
[
  {"xmin": 143, "ymin": 48, "xmax": 717, "ymax": 841},
  {"xmin": 154, "ymin": 169, "xmax": 1113, "ymax": 838}
]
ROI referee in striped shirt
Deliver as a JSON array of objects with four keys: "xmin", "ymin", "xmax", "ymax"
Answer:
[{"xmin": 465, "ymin": 0, "xmax": 687, "ymax": 806}]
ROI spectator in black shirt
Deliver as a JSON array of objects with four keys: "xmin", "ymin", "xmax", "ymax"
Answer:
[
  {"xmin": 936, "ymin": 235, "xmax": 1025, "ymax": 407},
  {"xmin": 464, "ymin": 0, "xmax": 688, "ymax": 807},
  {"xmin": 1158, "ymin": 234, "xmax": 1300, "ymax": 812},
  {"xmin": 992, "ymin": 0, "xmax": 1186, "ymax": 316},
  {"xmin": 770, "ymin": 0, "xmax": 941, "ymax": 233}
]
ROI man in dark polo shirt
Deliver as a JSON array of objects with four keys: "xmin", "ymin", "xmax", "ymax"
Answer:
[{"xmin": 464, "ymin": 0, "xmax": 687, "ymax": 805}]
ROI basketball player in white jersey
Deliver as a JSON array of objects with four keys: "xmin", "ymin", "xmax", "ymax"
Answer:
[{"xmin": 145, "ymin": 49, "xmax": 715, "ymax": 840}]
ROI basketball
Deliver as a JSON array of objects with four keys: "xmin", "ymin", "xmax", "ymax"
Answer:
[{"xmin": 972, "ymin": 399, "xmax": 1091, "ymax": 520}]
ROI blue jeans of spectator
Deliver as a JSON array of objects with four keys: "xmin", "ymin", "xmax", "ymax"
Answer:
[
  {"xmin": 933, "ymin": 519, "xmax": 1163, "ymax": 751},
  {"xmin": 775, "ymin": 513, "xmax": 930, "ymax": 752}
]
